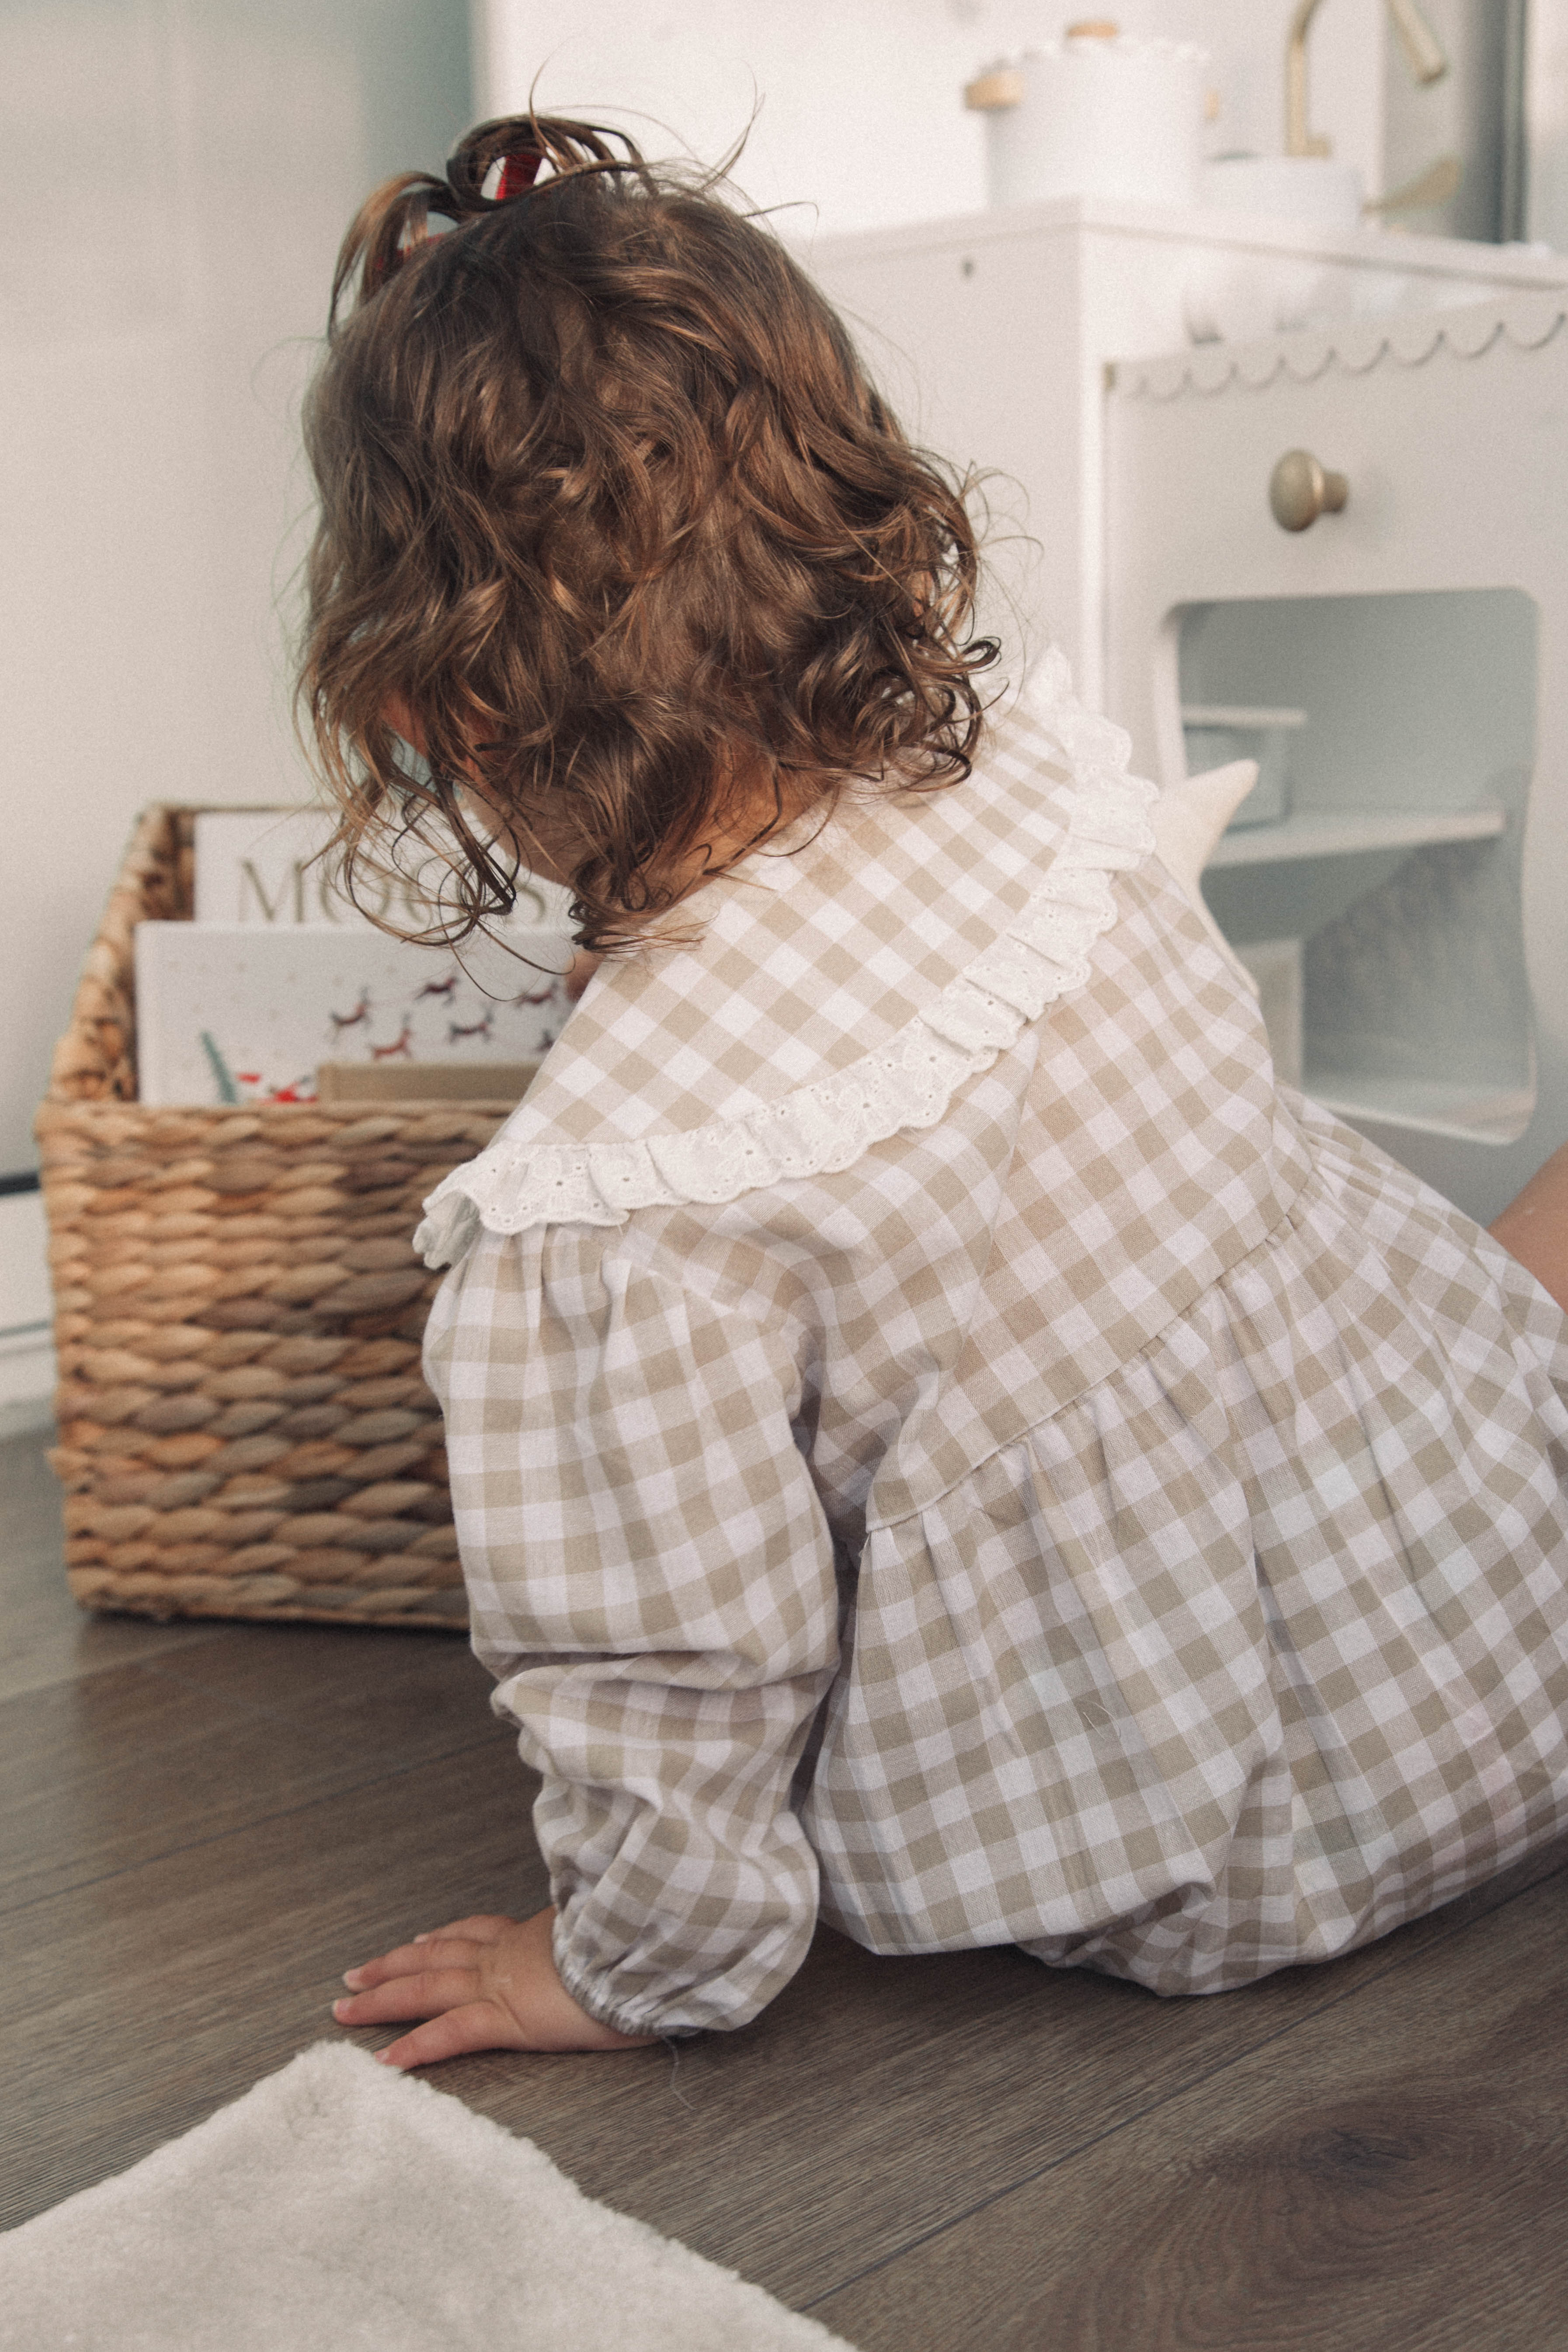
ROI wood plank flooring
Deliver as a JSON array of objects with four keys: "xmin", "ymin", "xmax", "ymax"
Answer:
[{"xmin": 4, "ymin": 1425, "xmax": 1565, "ymax": 2347}]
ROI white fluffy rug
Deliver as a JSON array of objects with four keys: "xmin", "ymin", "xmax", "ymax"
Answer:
[{"xmin": 0, "ymin": 2043, "xmax": 854, "ymax": 2351}]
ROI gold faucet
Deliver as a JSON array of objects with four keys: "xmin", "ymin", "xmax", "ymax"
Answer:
[{"xmin": 1286, "ymin": 0, "xmax": 1448, "ymax": 160}]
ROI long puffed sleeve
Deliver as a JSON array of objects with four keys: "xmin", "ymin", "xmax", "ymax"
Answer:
[{"xmin": 422, "ymin": 1219, "xmax": 841, "ymax": 2038}]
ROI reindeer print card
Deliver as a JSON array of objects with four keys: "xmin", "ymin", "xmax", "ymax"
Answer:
[{"xmin": 133, "ymin": 922, "xmax": 572, "ymax": 1107}]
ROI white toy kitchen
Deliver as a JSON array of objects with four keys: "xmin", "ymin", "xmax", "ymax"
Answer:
[{"xmin": 808, "ymin": 63, "xmax": 1568, "ymax": 1228}]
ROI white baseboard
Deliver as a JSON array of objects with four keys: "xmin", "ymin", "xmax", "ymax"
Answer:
[
  {"xmin": 1, "ymin": 1190, "xmax": 51, "ymax": 1319},
  {"xmin": 0, "ymin": 1190, "xmax": 55, "ymax": 1435},
  {"xmin": 0, "ymin": 1325, "xmax": 55, "ymax": 1437}
]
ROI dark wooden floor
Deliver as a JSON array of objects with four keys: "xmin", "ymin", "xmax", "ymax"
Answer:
[{"xmin": 4, "ymin": 1423, "xmax": 1567, "ymax": 2350}]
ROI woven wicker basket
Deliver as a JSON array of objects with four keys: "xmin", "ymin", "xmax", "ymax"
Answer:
[{"xmin": 36, "ymin": 803, "xmax": 520, "ymax": 1632}]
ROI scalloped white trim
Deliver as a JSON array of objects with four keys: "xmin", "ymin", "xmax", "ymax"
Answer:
[
  {"xmin": 1112, "ymin": 292, "xmax": 1568, "ymax": 406},
  {"xmin": 415, "ymin": 654, "xmax": 1157, "ymax": 1266}
]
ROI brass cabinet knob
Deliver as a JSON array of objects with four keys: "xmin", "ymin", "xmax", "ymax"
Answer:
[
  {"xmin": 1269, "ymin": 449, "xmax": 1349, "ymax": 532},
  {"xmin": 963, "ymin": 66, "xmax": 1024, "ymax": 108}
]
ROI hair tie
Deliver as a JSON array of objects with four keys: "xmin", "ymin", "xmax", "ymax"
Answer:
[
  {"xmin": 330, "ymin": 116, "xmax": 648, "ymax": 320},
  {"xmin": 493, "ymin": 150, "xmax": 544, "ymax": 202}
]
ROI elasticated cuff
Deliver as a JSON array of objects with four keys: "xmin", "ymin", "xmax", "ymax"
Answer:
[{"xmin": 552, "ymin": 1930, "xmax": 703, "ymax": 2042}]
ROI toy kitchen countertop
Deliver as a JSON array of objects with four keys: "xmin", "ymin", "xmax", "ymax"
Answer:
[
  {"xmin": 806, "ymin": 191, "xmax": 1568, "ymax": 355},
  {"xmin": 804, "ymin": 198, "xmax": 1568, "ymax": 710}
]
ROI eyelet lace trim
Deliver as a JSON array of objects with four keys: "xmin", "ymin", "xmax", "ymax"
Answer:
[{"xmin": 415, "ymin": 654, "xmax": 1156, "ymax": 1267}]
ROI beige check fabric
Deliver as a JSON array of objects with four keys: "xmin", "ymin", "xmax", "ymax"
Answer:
[
  {"xmin": 423, "ymin": 698, "xmax": 1568, "ymax": 2038},
  {"xmin": 493, "ymin": 709, "xmax": 1085, "ymax": 1148}
]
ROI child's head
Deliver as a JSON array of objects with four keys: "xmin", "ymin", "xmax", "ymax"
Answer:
[{"xmin": 299, "ymin": 115, "xmax": 994, "ymax": 950}]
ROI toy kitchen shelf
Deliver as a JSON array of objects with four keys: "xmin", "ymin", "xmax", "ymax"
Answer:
[
  {"xmin": 1203, "ymin": 804, "xmax": 1507, "ymax": 869},
  {"xmin": 1200, "ymin": 758, "xmax": 1530, "ymax": 1151}
]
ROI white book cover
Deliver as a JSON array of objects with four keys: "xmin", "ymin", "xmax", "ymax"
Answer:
[
  {"xmin": 193, "ymin": 807, "xmax": 572, "ymax": 933},
  {"xmin": 134, "ymin": 922, "xmax": 572, "ymax": 1108}
]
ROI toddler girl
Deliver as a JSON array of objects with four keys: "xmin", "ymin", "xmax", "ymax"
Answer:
[{"xmin": 310, "ymin": 116, "xmax": 1568, "ymax": 2067}]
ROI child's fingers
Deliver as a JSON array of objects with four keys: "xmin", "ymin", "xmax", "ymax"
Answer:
[
  {"xmin": 374, "ymin": 2001, "xmax": 515, "ymax": 2071},
  {"xmin": 333, "ymin": 1965, "xmax": 479, "ymax": 2026},
  {"xmin": 344, "ymin": 1915, "xmax": 523, "ymax": 1983},
  {"xmin": 410, "ymin": 1913, "xmax": 518, "ymax": 1947},
  {"xmin": 343, "ymin": 1933, "xmax": 487, "ymax": 1989}
]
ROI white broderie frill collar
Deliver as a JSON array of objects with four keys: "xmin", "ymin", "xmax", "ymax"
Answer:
[{"xmin": 415, "ymin": 652, "xmax": 1156, "ymax": 1268}]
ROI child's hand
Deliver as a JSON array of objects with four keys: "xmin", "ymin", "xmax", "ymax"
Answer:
[{"xmin": 331, "ymin": 1905, "xmax": 656, "ymax": 2067}]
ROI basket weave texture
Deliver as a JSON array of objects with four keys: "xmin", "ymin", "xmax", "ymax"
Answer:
[{"xmin": 36, "ymin": 804, "xmax": 515, "ymax": 1632}]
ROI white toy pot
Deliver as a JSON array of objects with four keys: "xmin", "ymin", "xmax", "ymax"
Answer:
[{"xmin": 967, "ymin": 28, "xmax": 1207, "ymax": 211}]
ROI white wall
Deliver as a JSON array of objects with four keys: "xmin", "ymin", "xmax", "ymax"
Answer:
[
  {"xmin": 476, "ymin": 0, "xmax": 1387, "ymax": 236},
  {"xmin": 1530, "ymin": 0, "xmax": 1568, "ymax": 247},
  {"xmin": 0, "ymin": 0, "xmax": 472, "ymax": 1180}
]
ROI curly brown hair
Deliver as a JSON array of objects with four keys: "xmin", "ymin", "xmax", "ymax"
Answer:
[{"xmin": 298, "ymin": 114, "xmax": 997, "ymax": 952}]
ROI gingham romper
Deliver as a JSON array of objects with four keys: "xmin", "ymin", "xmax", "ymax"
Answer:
[{"xmin": 418, "ymin": 655, "xmax": 1568, "ymax": 2039}]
